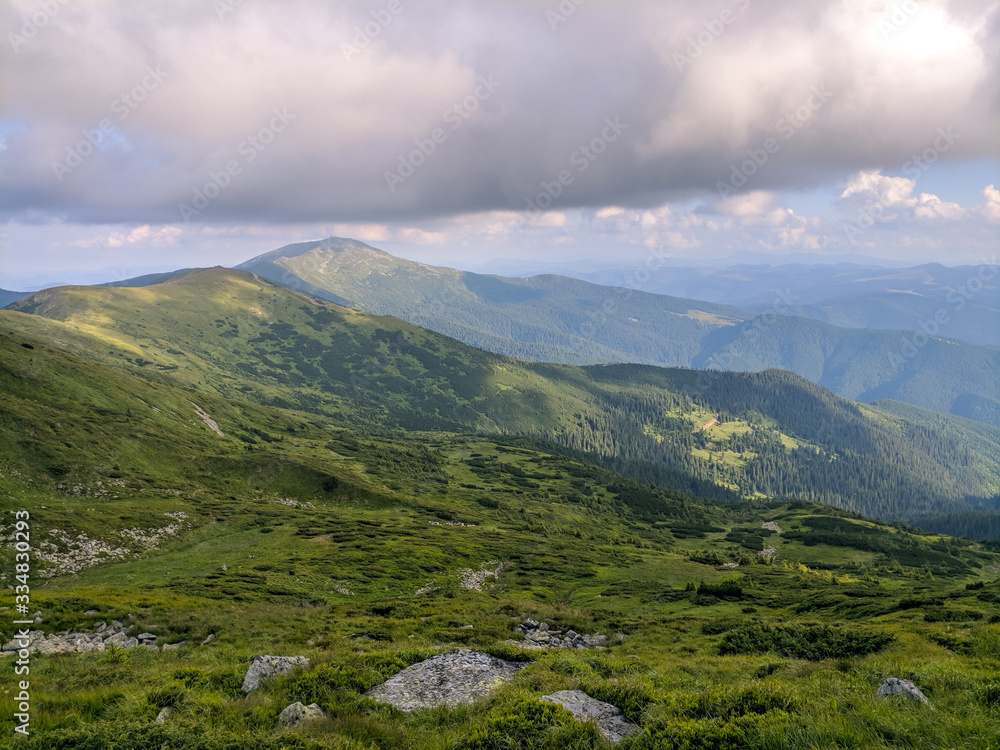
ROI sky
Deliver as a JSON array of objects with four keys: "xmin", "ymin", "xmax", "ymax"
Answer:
[{"xmin": 1, "ymin": 0, "xmax": 998, "ymax": 288}]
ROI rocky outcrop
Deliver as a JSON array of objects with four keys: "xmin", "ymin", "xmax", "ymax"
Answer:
[
  {"xmin": 278, "ymin": 701, "xmax": 325, "ymax": 726},
  {"xmin": 366, "ymin": 648, "xmax": 524, "ymax": 711},
  {"xmin": 761, "ymin": 521, "xmax": 783, "ymax": 534},
  {"xmin": 241, "ymin": 655, "xmax": 309, "ymax": 694},
  {"xmin": 539, "ymin": 690, "xmax": 640, "ymax": 743},
  {"xmin": 459, "ymin": 562, "xmax": 504, "ymax": 591},
  {"xmin": 876, "ymin": 677, "xmax": 932, "ymax": 706},
  {"xmin": 0, "ymin": 620, "xmax": 154, "ymax": 655},
  {"xmin": 510, "ymin": 619, "xmax": 609, "ymax": 650}
]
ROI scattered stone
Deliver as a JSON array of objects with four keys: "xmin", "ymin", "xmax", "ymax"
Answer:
[
  {"xmin": 274, "ymin": 498, "xmax": 315, "ymax": 509},
  {"xmin": 761, "ymin": 521, "xmax": 784, "ymax": 535},
  {"xmin": 201, "ymin": 633, "xmax": 215, "ymax": 645},
  {"xmin": 191, "ymin": 402, "xmax": 225, "ymax": 437},
  {"xmin": 876, "ymin": 677, "xmax": 932, "ymax": 706},
  {"xmin": 155, "ymin": 707, "xmax": 174, "ymax": 723},
  {"xmin": 0, "ymin": 620, "xmax": 166, "ymax": 656},
  {"xmin": 241, "ymin": 655, "xmax": 310, "ymax": 694},
  {"xmin": 162, "ymin": 641, "xmax": 187, "ymax": 651},
  {"xmin": 510, "ymin": 619, "xmax": 610, "ymax": 650},
  {"xmin": 539, "ymin": 690, "xmax": 640, "ymax": 743},
  {"xmin": 758, "ymin": 546, "xmax": 777, "ymax": 559},
  {"xmin": 459, "ymin": 562, "xmax": 506, "ymax": 591},
  {"xmin": 277, "ymin": 701, "xmax": 325, "ymax": 727},
  {"xmin": 366, "ymin": 648, "xmax": 524, "ymax": 711}
]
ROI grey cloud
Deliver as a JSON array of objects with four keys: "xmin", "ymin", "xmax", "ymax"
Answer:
[{"xmin": 0, "ymin": 0, "xmax": 997, "ymax": 224}]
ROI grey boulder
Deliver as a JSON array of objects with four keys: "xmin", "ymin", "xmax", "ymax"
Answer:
[
  {"xmin": 278, "ymin": 701, "xmax": 325, "ymax": 726},
  {"xmin": 241, "ymin": 655, "xmax": 309, "ymax": 694},
  {"xmin": 539, "ymin": 689, "xmax": 640, "ymax": 743},
  {"xmin": 367, "ymin": 648, "xmax": 524, "ymax": 711},
  {"xmin": 876, "ymin": 677, "xmax": 932, "ymax": 706}
]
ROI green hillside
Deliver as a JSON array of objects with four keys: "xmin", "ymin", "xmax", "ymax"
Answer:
[
  {"xmin": 0, "ymin": 287, "xmax": 28, "ymax": 307},
  {"xmin": 701, "ymin": 316, "xmax": 1000, "ymax": 427},
  {"xmin": 4, "ymin": 268, "xmax": 998, "ymax": 530},
  {"xmin": 2, "ymin": 329, "xmax": 1000, "ymax": 749},
  {"xmin": 236, "ymin": 238, "xmax": 750, "ymax": 366},
  {"xmin": 234, "ymin": 239, "xmax": 1000, "ymax": 426}
]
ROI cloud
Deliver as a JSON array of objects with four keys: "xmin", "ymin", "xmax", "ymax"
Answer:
[{"xmin": 0, "ymin": 0, "xmax": 997, "ymax": 227}]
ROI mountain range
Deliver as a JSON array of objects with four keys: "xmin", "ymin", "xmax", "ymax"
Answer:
[
  {"xmin": 233, "ymin": 238, "xmax": 1000, "ymax": 427},
  {"xmin": 4, "ymin": 266, "xmax": 999, "ymax": 535}
]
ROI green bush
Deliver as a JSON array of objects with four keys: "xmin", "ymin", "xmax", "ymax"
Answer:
[
  {"xmin": 455, "ymin": 698, "xmax": 575, "ymax": 749},
  {"xmin": 642, "ymin": 710, "xmax": 790, "ymax": 750},
  {"xmin": 719, "ymin": 623, "xmax": 894, "ymax": 660}
]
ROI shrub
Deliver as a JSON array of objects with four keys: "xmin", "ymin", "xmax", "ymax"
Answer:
[
  {"xmin": 455, "ymin": 698, "xmax": 574, "ymax": 749},
  {"xmin": 719, "ymin": 623, "xmax": 895, "ymax": 660}
]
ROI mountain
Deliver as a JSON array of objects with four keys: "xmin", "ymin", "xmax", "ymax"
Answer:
[
  {"xmin": 4, "ymin": 267, "xmax": 999, "ymax": 530},
  {"xmin": 235, "ymin": 239, "xmax": 1000, "ymax": 426},
  {"xmin": 578, "ymin": 262, "xmax": 1000, "ymax": 347},
  {"xmin": 0, "ymin": 287, "xmax": 28, "ymax": 307},
  {"xmin": 236, "ymin": 238, "xmax": 752, "ymax": 366},
  {"xmin": 4, "ymin": 323, "xmax": 1000, "ymax": 748}
]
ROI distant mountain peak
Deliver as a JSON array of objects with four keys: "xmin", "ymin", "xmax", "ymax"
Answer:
[{"xmin": 236, "ymin": 237, "xmax": 388, "ymax": 269}]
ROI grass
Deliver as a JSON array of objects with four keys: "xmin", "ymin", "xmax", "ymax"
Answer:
[{"xmin": 0, "ymin": 286, "xmax": 999, "ymax": 747}]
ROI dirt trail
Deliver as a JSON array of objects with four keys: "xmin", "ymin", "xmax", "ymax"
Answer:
[{"xmin": 693, "ymin": 416, "xmax": 718, "ymax": 434}]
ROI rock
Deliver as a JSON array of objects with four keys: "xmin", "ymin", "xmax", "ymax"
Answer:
[
  {"xmin": 111, "ymin": 620, "xmax": 123, "ymax": 630},
  {"xmin": 876, "ymin": 677, "xmax": 932, "ymax": 706},
  {"xmin": 162, "ymin": 641, "xmax": 187, "ymax": 651},
  {"xmin": 84, "ymin": 610, "xmax": 99, "ymax": 616},
  {"xmin": 201, "ymin": 633, "xmax": 215, "ymax": 645},
  {"xmin": 277, "ymin": 701, "xmax": 325, "ymax": 727},
  {"xmin": 241, "ymin": 655, "xmax": 310, "ymax": 694},
  {"xmin": 545, "ymin": 690, "xmax": 642, "ymax": 741},
  {"xmin": 155, "ymin": 707, "xmax": 174, "ymax": 723},
  {"xmin": 122, "ymin": 637, "xmax": 139, "ymax": 649},
  {"xmin": 137, "ymin": 633, "xmax": 157, "ymax": 643},
  {"xmin": 366, "ymin": 648, "xmax": 524, "ymax": 711},
  {"xmin": 104, "ymin": 631, "xmax": 129, "ymax": 647},
  {"xmin": 539, "ymin": 690, "xmax": 640, "ymax": 743},
  {"xmin": 512, "ymin": 620, "xmax": 610, "ymax": 651}
]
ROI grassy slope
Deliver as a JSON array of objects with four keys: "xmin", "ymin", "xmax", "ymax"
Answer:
[
  {"xmin": 3, "ymin": 268, "xmax": 998, "ymax": 528},
  {"xmin": 1, "ymin": 330, "xmax": 1000, "ymax": 749},
  {"xmin": 236, "ymin": 239, "xmax": 1000, "ymax": 425},
  {"xmin": 236, "ymin": 238, "xmax": 750, "ymax": 368}
]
